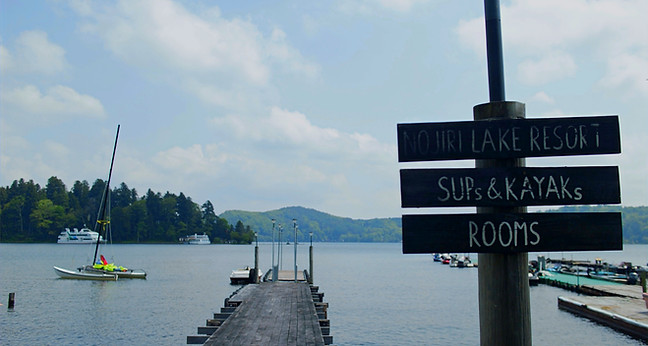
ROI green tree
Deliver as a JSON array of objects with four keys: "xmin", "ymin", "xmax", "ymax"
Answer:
[
  {"xmin": 88, "ymin": 179, "xmax": 107, "ymax": 225},
  {"xmin": 30, "ymin": 199, "xmax": 66, "ymax": 241},
  {"xmin": 144, "ymin": 189, "xmax": 163, "ymax": 241},
  {"xmin": 113, "ymin": 182, "xmax": 137, "ymax": 208},
  {"xmin": 46, "ymin": 176, "xmax": 68, "ymax": 209},
  {"xmin": 7, "ymin": 179, "xmax": 43, "ymax": 238},
  {"xmin": 201, "ymin": 200, "xmax": 218, "ymax": 238},
  {"xmin": 177, "ymin": 192, "xmax": 201, "ymax": 235},
  {"xmin": 2, "ymin": 196, "xmax": 25, "ymax": 241}
]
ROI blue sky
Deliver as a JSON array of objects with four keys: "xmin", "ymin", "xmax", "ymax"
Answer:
[{"xmin": 1, "ymin": 0, "xmax": 646, "ymax": 219}]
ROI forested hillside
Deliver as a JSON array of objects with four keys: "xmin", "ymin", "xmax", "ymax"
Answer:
[
  {"xmin": 0, "ymin": 177, "xmax": 255, "ymax": 243},
  {"xmin": 220, "ymin": 206, "xmax": 402, "ymax": 242},
  {"xmin": 221, "ymin": 205, "xmax": 648, "ymax": 244},
  {"xmin": 2, "ymin": 177, "xmax": 646, "ymax": 243}
]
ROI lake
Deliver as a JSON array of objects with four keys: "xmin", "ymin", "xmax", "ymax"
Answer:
[{"xmin": 1, "ymin": 243, "xmax": 646, "ymax": 345}]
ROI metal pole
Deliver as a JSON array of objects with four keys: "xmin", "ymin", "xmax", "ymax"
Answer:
[
  {"xmin": 293, "ymin": 219, "xmax": 297, "ymax": 282},
  {"xmin": 278, "ymin": 225, "xmax": 282, "ymax": 271},
  {"xmin": 484, "ymin": 0, "xmax": 505, "ymax": 102},
  {"xmin": 255, "ymin": 234, "xmax": 259, "ymax": 283},
  {"xmin": 272, "ymin": 219, "xmax": 278, "ymax": 282},
  {"xmin": 309, "ymin": 232, "xmax": 314, "ymax": 284}
]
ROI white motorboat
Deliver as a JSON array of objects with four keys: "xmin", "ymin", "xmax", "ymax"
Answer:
[
  {"xmin": 180, "ymin": 233, "xmax": 211, "ymax": 245},
  {"xmin": 57, "ymin": 227, "xmax": 104, "ymax": 244},
  {"xmin": 230, "ymin": 266, "xmax": 261, "ymax": 284}
]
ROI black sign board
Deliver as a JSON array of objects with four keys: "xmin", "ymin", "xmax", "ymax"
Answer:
[
  {"xmin": 400, "ymin": 166, "xmax": 620, "ymax": 207},
  {"xmin": 398, "ymin": 115, "xmax": 620, "ymax": 162},
  {"xmin": 402, "ymin": 212, "xmax": 622, "ymax": 253}
]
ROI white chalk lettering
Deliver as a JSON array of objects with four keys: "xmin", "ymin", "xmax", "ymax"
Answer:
[
  {"xmin": 483, "ymin": 221, "xmax": 496, "ymax": 246},
  {"xmin": 437, "ymin": 176, "xmax": 482, "ymax": 202},
  {"xmin": 437, "ymin": 177, "xmax": 450, "ymax": 202},
  {"xmin": 529, "ymin": 123, "xmax": 602, "ymax": 152},
  {"xmin": 505, "ymin": 177, "xmax": 518, "ymax": 201},
  {"xmin": 402, "ymin": 129, "xmax": 464, "ymax": 156},
  {"xmin": 468, "ymin": 220, "xmax": 542, "ymax": 248},
  {"xmin": 436, "ymin": 174, "xmax": 585, "ymax": 203}
]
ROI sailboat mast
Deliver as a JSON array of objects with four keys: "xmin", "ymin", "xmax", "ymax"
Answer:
[{"xmin": 93, "ymin": 125, "xmax": 120, "ymax": 265}]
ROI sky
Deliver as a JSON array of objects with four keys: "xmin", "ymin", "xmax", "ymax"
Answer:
[{"xmin": 1, "ymin": 0, "xmax": 646, "ymax": 219}]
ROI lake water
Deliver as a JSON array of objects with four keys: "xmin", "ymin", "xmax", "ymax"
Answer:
[{"xmin": 1, "ymin": 243, "xmax": 646, "ymax": 345}]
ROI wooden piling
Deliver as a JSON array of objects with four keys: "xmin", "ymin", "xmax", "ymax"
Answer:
[
  {"xmin": 8, "ymin": 292, "xmax": 15, "ymax": 309},
  {"xmin": 254, "ymin": 244, "xmax": 259, "ymax": 284},
  {"xmin": 474, "ymin": 101, "xmax": 531, "ymax": 346},
  {"xmin": 309, "ymin": 244, "xmax": 314, "ymax": 284}
]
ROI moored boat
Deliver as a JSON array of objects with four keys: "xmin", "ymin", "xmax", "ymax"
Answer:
[
  {"xmin": 230, "ymin": 266, "xmax": 261, "ymax": 284},
  {"xmin": 76, "ymin": 254, "xmax": 147, "ymax": 279},
  {"xmin": 180, "ymin": 233, "xmax": 211, "ymax": 245},
  {"xmin": 53, "ymin": 266, "xmax": 117, "ymax": 281},
  {"xmin": 53, "ymin": 125, "xmax": 147, "ymax": 281},
  {"xmin": 57, "ymin": 227, "xmax": 104, "ymax": 244}
]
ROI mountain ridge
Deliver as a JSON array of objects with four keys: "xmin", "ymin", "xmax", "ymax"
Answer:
[
  {"xmin": 219, "ymin": 206, "xmax": 402, "ymax": 242},
  {"xmin": 220, "ymin": 205, "xmax": 648, "ymax": 243}
]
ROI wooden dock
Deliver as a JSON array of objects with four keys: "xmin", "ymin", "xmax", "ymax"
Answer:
[
  {"xmin": 187, "ymin": 281, "xmax": 332, "ymax": 345},
  {"xmin": 557, "ymin": 284, "xmax": 648, "ymax": 342},
  {"xmin": 275, "ymin": 269, "xmax": 307, "ymax": 282}
]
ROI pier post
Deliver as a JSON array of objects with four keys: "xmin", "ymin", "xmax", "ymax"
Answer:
[
  {"xmin": 254, "ymin": 232, "xmax": 259, "ymax": 284},
  {"xmin": 8, "ymin": 292, "xmax": 15, "ymax": 309},
  {"xmin": 309, "ymin": 232, "xmax": 314, "ymax": 284},
  {"xmin": 475, "ymin": 101, "xmax": 531, "ymax": 346},
  {"xmin": 272, "ymin": 219, "xmax": 278, "ymax": 282},
  {"xmin": 293, "ymin": 219, "xmax": 298, "ymax": 283},
  {"xmin": 477, "ymin": 2, "xmax": 531, "ymax": 344}
]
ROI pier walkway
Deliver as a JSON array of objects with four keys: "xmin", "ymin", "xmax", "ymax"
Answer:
[
  {"xmin": 558, "ymin": 292, "xmax": 648, "ymax": 342},
  {"xmin": 188, "ymin": 281, "xmax": 331, "ymax": 345}
]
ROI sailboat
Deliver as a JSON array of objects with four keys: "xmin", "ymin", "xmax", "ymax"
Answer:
[{"xmin": 53, "ymin": 125, "xmax": 147, "ymax": 280}]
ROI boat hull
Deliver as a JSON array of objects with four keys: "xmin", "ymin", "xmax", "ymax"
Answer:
[
  {"xmin": 53, "ymin": 266, "xmax": 117, "ymax": 281},
  {"xmin": 230, "ymin": 267, "xmax": 261, "ymax": 284}
]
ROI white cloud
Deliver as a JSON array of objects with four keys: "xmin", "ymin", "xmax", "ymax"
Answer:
[
  {"xmin": 43, "ymin": 140, "xmax": 70, "ymax": 159},
  {"xmin": 0, "ymin": 44, "xmax": 13, "ymax": 73},
  {"xmin": 211, "ymin": 107, "xmax": 395, "ymax": 160},
  {"xmin": 456, "ymin": 0, "xmax": 648, "ymax": 90},
  {"xmin": 152, "ymin": 144, "xmax": 228, "ymax": 175},
  {"xmin": 530, "ymin": 91, "xmax": 555, "ymax": 104},
  {"xmin": 517, "ymin": 51, "xmax": 576, "ymax": 85},
  {"xmin": 618, "ymin": 133, "xmax": 648, "ymax": 206},
  {"xmin": 5, "ymin": 30, "xmax": 67, "ymax": 75},
  {"xmin": 338, "ymin": 0, "xmax": 432, "ymax": 14},
  {"xmin": 266, "ymin": 28, "xmax": 320, "ymax": 79},
  {"xmin": 73, "ymin": 0, "xmax": 318, "ymax": 89},
  {"xmin": 600, "ymin": 53, "xmax": 648, "ymax": 97},
  {"xmin": 2, "ymin": 85, "xmax": 105, "ymax": 121}
]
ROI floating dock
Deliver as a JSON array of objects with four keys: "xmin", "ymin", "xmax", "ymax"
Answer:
[
  {"xmin": 558, "ymin": 293, "xmax": 648, "ymax": 342},
  {"xmin": 187, "ymin": 272, "xmax": 332, "ymax": 345},
  {"xmin": 539, "ymin": 272, "xmax": 648, "ymax": 341}
]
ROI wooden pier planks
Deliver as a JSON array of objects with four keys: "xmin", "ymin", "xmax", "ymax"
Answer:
[
  {"xmin": 276, "ymin": 269, "xmax": 307, "ymax": 282},
  {"xmin": 558, "ymin": 295, "xmax": 648, "ymax": 342},
  {"xmin": 203, "ymin": 282, "xmax": 325, "ymax": 346}
]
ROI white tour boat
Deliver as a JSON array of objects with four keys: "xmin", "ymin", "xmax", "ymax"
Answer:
[
  {"xmin": 180, "ymin": 233, "xmax": 211, "ymax": 245},
  {"xmin": 57, "ymin": 227, "xmax": 104, "ymax": 244}
]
